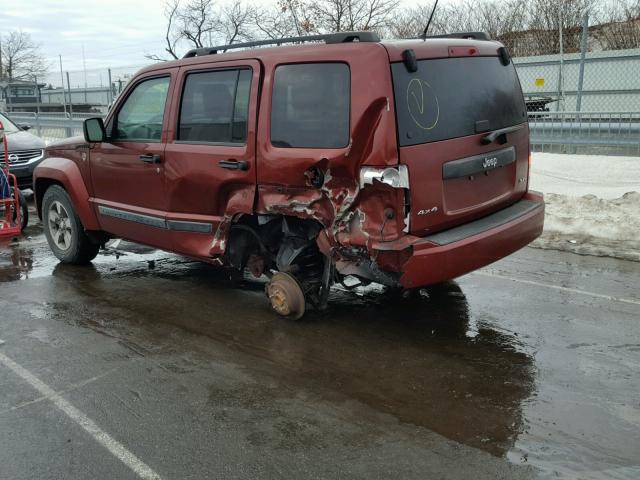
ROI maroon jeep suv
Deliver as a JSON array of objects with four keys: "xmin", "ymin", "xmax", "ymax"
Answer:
[{"xmin": 34, "ymin": 31, "xmax": 544, "ymax": 319}]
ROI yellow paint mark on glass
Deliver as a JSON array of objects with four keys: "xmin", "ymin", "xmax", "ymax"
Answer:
[{"xmin": 406, "ymin": 78, "xmax": 440, "ymax": 130}]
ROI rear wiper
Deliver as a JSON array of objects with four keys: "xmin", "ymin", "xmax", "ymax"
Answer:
[{"xmin": 480, "ymin": 125, "xmax": 524, "ymax": 145}]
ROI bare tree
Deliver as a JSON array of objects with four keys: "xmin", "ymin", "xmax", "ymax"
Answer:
[
  {"xmin": 220, "ymin": 0, "xmax": 257, "ymax": 47},
  {"xmin": 593, "ymin": 0, "xmax": 640, "ymax": 49},
  {"xmin": 523, "ymin": 0, "xmax": 595, "ymax": 55},
  {"xmin": 254, "ymin": 0, "xmax": 316, "ymax": 38},
  {"xmin": 310, "ymin": 0, "xmax": 396, "ymax": 33},
  {"xmin": 147, "ymin": 0, "xmax": 182, "ymax": 61},
  {"xmin": 178, "ymin": 0, "xmax": 218, "ymax": 48},
  {"xmin": 0, "ymin": 31, "xmax": 48, "ymax": 81},
  {"xmin": 387, "ymin": 4, "xmax": 442, "ymax": 38},
  {"xmin": 149, "ymin": 0, "xmax": 639, "ymax": 60},
  {"xmin": 147, "ymin": 0, "xmax": 256, "ymax": 60}
]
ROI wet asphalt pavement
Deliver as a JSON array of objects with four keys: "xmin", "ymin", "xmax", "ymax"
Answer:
[{"xmin": 0, "ymin": 205, "xmax": 639, "ymax": 479}]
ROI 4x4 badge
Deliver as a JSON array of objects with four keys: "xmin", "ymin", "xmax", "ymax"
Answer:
[{"xmin": 417, "ymin": 206, "xmax": 438, "ymax": 216}]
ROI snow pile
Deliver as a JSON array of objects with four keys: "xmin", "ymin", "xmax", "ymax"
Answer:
[
  {"xmin": 529, "ymin": 153, "xmax": 640, "ymax": 261},
  {"xmin": 529, "ymin": 153, "xmax": 640, "ymax": 199},
  {"xmin": 532, "ymin": 192, "xmax": 640, "ymax": 261}
]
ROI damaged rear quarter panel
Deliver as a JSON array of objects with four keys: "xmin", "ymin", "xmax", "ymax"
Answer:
[{"xmin": 255, "ymin": 44, "xmax": 403, "ymax": 258}]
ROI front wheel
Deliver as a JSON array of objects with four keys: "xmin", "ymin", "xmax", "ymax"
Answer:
[{"xmin": 43, "ymin": 185, "xmax": 99, "ymax": 264}]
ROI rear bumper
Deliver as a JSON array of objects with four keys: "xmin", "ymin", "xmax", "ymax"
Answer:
[{"xmin": 397, "ymin": 191, "xmax": 544, "ymax": 288}]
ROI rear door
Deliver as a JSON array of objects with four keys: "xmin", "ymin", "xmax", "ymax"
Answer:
[
  {"xmin": 391, "ymin": 54, "xmax": 529, "ymax": 235},
  {"xmin": 162, "ymin": 60, "xmax": 260, "ymax": 258}
]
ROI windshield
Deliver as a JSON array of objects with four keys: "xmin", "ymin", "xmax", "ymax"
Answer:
[
  {"xmin": 392, "ymin": 56, "xmax": 527, "ymax": 146},
  {"xmin": 0, "ymin": 112, "xmax": 20, "ymax": 134}
]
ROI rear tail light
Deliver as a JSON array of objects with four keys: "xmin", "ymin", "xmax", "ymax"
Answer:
[
  {"xmin": 359, "ymin": 165, "xmax": 410, "ymax": 189},
  {"xmin": 359, "ymin": 165, "xmax": 411, "ymax": 234}
]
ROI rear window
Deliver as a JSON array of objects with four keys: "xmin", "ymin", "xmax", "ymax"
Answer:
[
  {"xmin": 271, "ymin": 63, "xmax": 350, "ymax": 148},
  {"xmin": 392, "ymin": 56, "xmax": 526, "ymax": 146}
]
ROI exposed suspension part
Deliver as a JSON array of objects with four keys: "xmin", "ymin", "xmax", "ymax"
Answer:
[{"xmin": 224, "ymin": 215, "xmax": 333, "ymax": 318}]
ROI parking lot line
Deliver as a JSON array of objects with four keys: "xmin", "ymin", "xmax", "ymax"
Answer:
[
  {"xmin": 0, "ymin": 351, "xmax": 162, "ymax": 480},
  {"xmin": 473, "ymin": 271, "xmax": 640, "ymax": 306}
]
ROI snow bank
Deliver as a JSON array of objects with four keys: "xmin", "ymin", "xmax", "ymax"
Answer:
[
  {"xmin": 532, "ymin": 192, "xmax": 640, "ymax": 261},
  {"xmin": 529, "ymin": 153, "xmax": 640, "ymax": 261},
  {"xmin": 530, "ymin": 152, "xmax": 640, "ymax": 199}
]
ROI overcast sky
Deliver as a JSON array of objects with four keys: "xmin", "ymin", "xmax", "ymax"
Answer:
[
  {"xmin": 1, "ymin": 0, "xmax": 452, "ymax": 86},
  {"xmin": 1, "ymin": 1, "xmax": 167, "ymax": 74}
]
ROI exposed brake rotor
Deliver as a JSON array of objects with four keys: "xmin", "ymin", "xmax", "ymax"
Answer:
[{"xmin": 266, "ymin": 272, "xmax": 306, "ymax": 320}]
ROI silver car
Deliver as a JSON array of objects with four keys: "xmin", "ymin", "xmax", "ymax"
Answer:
[{"xmin": 0, "ymin": 112, "xmax": 47, "ymax": 190}]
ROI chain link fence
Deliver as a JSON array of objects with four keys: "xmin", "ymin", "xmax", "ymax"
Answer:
[
  {"xmin": 514, "ymin": 14, "xmax": 640, "ymax": 155},
  {"xmin": 3, "ymin": 64, "xmax": 150, "ymax": 142}
]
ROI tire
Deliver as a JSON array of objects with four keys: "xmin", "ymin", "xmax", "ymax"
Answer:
[
  {"xmin": 12, "ymin": 188, "xmax": 28, "ymax": 230},
  {"xmin": 42, "ymin": 185, "xmax": 99, "ymax": 264}
]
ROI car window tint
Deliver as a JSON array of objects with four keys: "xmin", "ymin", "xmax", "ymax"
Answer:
[
  {"xmin": 271, "ymin": 63, "xmax": 350, "ymax": 148},
  {"xmin": 392, "ymin": 57, "xmax": 527, "ymax": 146},
  {"xmin": 179, "ymin": 69, "xmax": 251, "ymax": 144},
  {"xmin": 114, "ymin": 77, "xmax": 170, "ymax": 141}
]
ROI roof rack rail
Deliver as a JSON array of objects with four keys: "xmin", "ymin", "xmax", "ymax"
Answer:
[
  {"xmin": 427, "ymin": 32, "xmax": 492, "ymax": 41},
  {"xmin": 183, "ymin": 31, "xmax": 380, "ymax": 58}
]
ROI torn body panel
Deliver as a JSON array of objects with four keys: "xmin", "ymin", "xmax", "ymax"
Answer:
[{"xmin": 251, "ymin": 48, "xmax": 404, "ymax": 282}]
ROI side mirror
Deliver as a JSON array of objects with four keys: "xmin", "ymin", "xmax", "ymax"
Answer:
[
  {"xmin": 18, "ymin": 123, "xmax": 32, "ymax": 131},
  {"xmin": 83, "ymin": 117, "xmax": 106, "ymax": 143}
]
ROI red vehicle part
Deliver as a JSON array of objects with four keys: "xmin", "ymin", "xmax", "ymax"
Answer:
[
  {"xmin": 392, "ymin": 191, "xmax": 544, "ymax": 288},
  {"xmin": 0, "ymin": 122, "xmax": 23, "ymax": 237}
]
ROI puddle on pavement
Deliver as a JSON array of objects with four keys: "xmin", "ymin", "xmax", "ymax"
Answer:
[
  {"xmin": 10, "ymin": 228, "xmax": 535, "ymax": 457},
  {"xmin": 0, "ymin": 221, "xmax": 189, "ymax": 282},
  {"xmin": 5, "ymin": 220, "xmax": 637, "ymax": 475}
]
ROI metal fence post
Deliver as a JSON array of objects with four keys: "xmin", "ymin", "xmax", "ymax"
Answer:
[
  {"xmin": 34, "ymin": 75, "xmax": 42, "ymax": 137},
  {"xmin": 107, "ymin": 68, "xmax": 113, "ymax": 106},
  {"xmin": 556, "ymin": 11, "xmax": 564, "ymax": 112},
  {"xmin": 65, "ymin": 72, "xmax": 74, "ymax": 137},
  {"xmin": 575, "ymin": 13, "xmax": 589, "ymax": 114}
]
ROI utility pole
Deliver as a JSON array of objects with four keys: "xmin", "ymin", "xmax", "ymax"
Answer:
[
  {"xmin": 557, "ymin": 11, "xmax": 564, "ymax": 112},
  {"xmin": 59, "ymin": 55, "xmax": 68, "ymax": 115},
  {"xmin": 34, "ymin": 75, "xmax": 40, "ymax": 114},
  {"xmin": 66, "ymin": 71, "xmax": 74, "ymax": 115},
  {"xmin": 0, "ymin": 36, "xmax": 4, "ymax": 81},
  {"xmin": 82, "ymin": 45, "xmax": 87, "ymax": 89},
  {"xmin": 575, "ymin": 13, "xmax": 589, "ymax": 114},
  {"xmin": 107, "ymin": 68, "xmax": 113, "ymax": 106}
]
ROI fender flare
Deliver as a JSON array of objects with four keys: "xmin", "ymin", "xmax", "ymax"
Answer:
[{"xmin": 33, "ymin": 157, "xmax": 100, "ymax": 230}]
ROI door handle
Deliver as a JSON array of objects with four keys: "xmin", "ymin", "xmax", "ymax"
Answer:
[
  {"xmin": 140, "ymin": 153, "xmax": 161, "ymax": 164},
  {"xmin": 218, "ymin": 159, "xmax": 248, "ymax": 171}
]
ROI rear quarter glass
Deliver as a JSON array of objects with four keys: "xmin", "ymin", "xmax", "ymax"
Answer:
[{"xmin": 392, "ymin": 56, "xmax": 527, "ymax": 146}]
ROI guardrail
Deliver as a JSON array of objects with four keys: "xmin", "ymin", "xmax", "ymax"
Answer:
[
  {"xmin": 528, "ymin": 111, "xmax": 640, "ymax": 155},
  {"xmin": 7, "ymin": 112, "xmax": 91, "ymax": 140},
  {"xmin": 7, "ymin": 111, "xmax": 640, "ymax": 156}
]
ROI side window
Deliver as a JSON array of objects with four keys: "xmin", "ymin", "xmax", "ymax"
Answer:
[
  {"xmin": 271, "ymin": 63, "xmax": 350, "ymax": 148},
  {"xmin": 113, "ymin": 76, "xmax": 170, "ymax": 142},
  {"xmin": 178, "ymin": 68, "xmax": 252, "ymax": 144}
]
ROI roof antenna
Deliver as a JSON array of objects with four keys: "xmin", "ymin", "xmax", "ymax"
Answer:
[{"xmin": 421, "ymin": 0, "xmax": 440, "ymax": 40}]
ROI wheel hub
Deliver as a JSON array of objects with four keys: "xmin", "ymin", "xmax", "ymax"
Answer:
[
  {"xmin": 266, "ymin": 272, "xmax": 306, "ymax": 320},
  {"xmin": 48, "ymin": 200, "xmax": 73, "ymax": 251}
]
